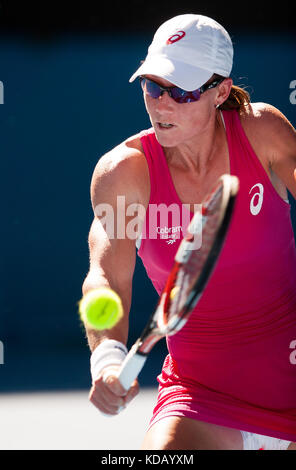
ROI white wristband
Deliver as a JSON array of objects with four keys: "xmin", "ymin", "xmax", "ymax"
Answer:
[{"xmin": 90, "ymin": 339, "xmax": 128, "ymax": 383}]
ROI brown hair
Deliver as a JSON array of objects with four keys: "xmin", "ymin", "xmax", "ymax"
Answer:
[{"xmin": 214, "ymin": 74, "xmax": 251, "ymax": 111}]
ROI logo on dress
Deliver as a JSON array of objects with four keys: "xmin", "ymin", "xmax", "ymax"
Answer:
[
  {"xmin": 157, "ymin": 225, "xmax": 182, "ymax": 244},
  {"xmin": 166, "ymin": 31, "xmax": 186, "ymax": 45},
  {"xmin": 249, "ymin": 183, "xmax": 264, "ymax": 215}
]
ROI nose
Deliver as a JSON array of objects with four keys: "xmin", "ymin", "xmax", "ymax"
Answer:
[{"xmin": 155, "ymin": 90, "xmax": 174, "ymax": 112}]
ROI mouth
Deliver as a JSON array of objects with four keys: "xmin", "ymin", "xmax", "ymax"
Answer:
[{"xmin": 157, "ymin": 122, "xmax": 175, "ymax": 130}]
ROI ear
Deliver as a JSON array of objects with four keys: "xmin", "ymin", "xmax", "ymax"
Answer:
[{"xmin": 216, "ymin": 78, "xmax": 233, "ymax": 107}]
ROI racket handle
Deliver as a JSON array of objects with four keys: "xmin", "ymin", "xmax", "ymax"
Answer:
[{"xmin": 117, "ymin": 343, "xmax": 147, "ymax": 391}]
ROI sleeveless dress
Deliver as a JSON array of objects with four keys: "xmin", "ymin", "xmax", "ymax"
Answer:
[{"xmin": 136, "ymin": 109, "xmax": 296, "ymax": 441}]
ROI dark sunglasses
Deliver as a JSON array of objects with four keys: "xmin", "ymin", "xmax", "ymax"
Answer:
[{"xmin": 140, "ymin": 76, "xmax": 224, "ymax": 104}]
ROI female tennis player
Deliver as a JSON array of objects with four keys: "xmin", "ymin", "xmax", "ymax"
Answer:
[{"xmin": 82, "ymin": 14, "xmax": 296, "ymax": 450}]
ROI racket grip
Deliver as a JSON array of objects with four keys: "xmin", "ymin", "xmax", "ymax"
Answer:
[{"xmin": 117, "ymin": 344, "xmax": 147, "ymax": 391}]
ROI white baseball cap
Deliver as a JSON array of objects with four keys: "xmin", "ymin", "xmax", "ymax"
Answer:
[{"xmin": 129, "ymin": 14, "xmax": 233, "ymax": 91}]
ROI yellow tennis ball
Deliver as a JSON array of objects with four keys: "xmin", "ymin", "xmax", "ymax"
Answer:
[{"xmin": 79, "ymin": 288, "xmax": 123, "ymax": 330}]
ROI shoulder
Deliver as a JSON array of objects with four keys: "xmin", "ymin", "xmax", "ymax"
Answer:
[
  {"xmin": 241, "ymin": 102, "xmax": 295, "ymax": 138},
  {"xmin": 90, "ymin": 132, "xmax": 150, "ymax": 210},
  {"xmin": 239, "ymin": 103, "xmax": 296, "ymax": 197},
  {"xmin": 240, "ymin": 102, "xmax": 296, "ymax": 162},
  {"xmin": 92, "ymin": 133, "xmax": 144, "ymax": 179}
]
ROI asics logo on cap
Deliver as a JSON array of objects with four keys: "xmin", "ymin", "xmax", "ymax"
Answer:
[{"xmin": 166, "ymin": 31, "xmax": 186, "ymax": 45}]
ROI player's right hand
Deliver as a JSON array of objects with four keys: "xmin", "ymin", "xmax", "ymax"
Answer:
[{"xmin": 89, "ymin": 365, "xmax": 139, "ymax": 415}]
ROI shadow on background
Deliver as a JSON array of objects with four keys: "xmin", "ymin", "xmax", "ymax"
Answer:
[{"xmin": 0, "ymin": 9, "xmax": 295, "ymax": 393}]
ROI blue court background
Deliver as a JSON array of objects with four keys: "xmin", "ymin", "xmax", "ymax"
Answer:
[{"xmin": 0, "ymin": 31, "xmax": 295, "ymax": 392}]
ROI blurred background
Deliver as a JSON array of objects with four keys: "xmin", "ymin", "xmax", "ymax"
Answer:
[{"xmin": 0, "ymin": 0, "xmax": 295, "ymax": 449}]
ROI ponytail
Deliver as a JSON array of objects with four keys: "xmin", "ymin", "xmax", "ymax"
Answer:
[
  {"xmin": 213, "ymin": 74, "xmax": 251, "ymax": 112},
  {"xmin": 220, "ymin": 84, "xmax": 251, "ymax": 111}
]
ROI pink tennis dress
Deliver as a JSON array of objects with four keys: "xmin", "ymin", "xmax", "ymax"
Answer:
[{"xmin": 136, "ymin": 109, "xmax": 296, "ymax": 441}]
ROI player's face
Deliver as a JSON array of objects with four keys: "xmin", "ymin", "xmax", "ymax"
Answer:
[{"xmin": 143, "ymin": 75, "xmax": 218, "ymax": 148}]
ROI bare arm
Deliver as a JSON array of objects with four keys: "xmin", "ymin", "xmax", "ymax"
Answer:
[
  {"xmin": 82, "ymin": 140, "xmax": 148, "ymax": 414},
  {"xmin": 261, "ymin": 104, "xmax": 296, "ymax": 199},
  {"xmin": 82, "ymin": 215, "xmax": 136, "ymax": 350}
]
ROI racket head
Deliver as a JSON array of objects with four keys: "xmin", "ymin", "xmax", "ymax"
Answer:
[
  {"xmin": 118, "ymin": 175, "xmax": 239, "ymax": 388},
  {"xmin": 158, "ymin": 174, "xmax": 239, "ymax": 334}
]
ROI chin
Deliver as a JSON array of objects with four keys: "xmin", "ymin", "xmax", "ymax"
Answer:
[{"xmin": 153, "ymin": 128, "xmax": 181, "ymax": 148}]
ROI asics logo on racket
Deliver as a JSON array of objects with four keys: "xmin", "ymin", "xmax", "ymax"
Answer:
[{"xmin": 249, "ymin": 183, "xmax": 264, "ymax": 215}]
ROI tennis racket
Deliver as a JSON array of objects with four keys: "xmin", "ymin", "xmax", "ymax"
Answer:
[{"xmin": 118, "ymin": 174, "xmax": 239, "ymax": 391}]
